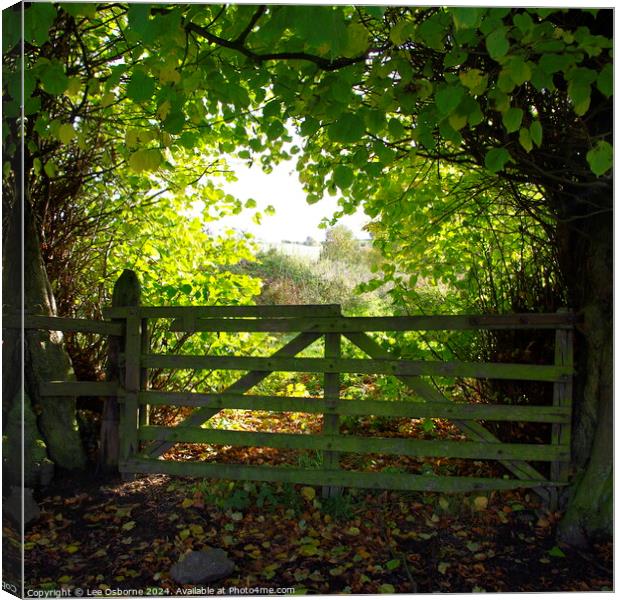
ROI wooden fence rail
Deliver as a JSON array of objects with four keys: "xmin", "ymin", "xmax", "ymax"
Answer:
[{"xmin": 4, "ymin": 300, "xmax": 574, "ymax": 505}]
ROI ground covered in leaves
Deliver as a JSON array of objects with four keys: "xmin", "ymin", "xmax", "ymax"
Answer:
[{"xmin": 12, "ymin": 468, "xmax": 612, "ymax": 595}]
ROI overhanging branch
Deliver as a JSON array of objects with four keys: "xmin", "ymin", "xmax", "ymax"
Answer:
[{"xmin": 185, "ymin": 20, "xmax": 368, "ymax": 72}]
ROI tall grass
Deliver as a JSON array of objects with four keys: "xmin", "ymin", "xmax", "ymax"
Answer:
[{"xmin": 231, "ymin": 247, "xmax": 391, "ymax": 315}]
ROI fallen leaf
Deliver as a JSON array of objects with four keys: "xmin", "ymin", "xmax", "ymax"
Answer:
[
  {"xmin": 438, "ymin": 562, "xmax": 450, "ymax": 574},
  {"xmin": 379, "ymin": 583, "xmax": 395, "ymax": 593},
  {"xmin": 548, "ymin": 546, "xmax": 566, "ymax": 558},
  {"xmin": 121, "ymin": 521, "xmax": 135, "ymax": 531},
  {"xmin": 473, "ymin": 496, "xmax": 488, "ymax": 511},
  {"xmin": 299, "ymin": 544, "xmax": 320, "ymax": 556},
  {"xmin": 301, "ymin": 487, "xmax": 316, "ymax": 501},
  {"xmin": 536, "ymin": 516, "xmax": 550, "ymax": 528},
  {"xmin": 466, "ymin": 542, "xmax": 481, "ymax": 552}
]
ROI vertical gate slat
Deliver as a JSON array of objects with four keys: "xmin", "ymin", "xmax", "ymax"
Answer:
[
  {"xmin": 322, "ymin": 332, "xmax": 342, "ymax": 498},
  {"xmin": 550, "ymin": 309, "xmax": 574, "ymax": 508}
]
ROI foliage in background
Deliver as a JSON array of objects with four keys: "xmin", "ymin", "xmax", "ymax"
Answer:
[{"xmin": 232, "ymin": 230, "xmax": 390, "ymax": 314}]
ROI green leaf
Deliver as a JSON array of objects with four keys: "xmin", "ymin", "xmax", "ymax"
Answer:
[
  {"xmin": 58, "ymin": 124, "xmax": 76, "ymax": 145},
  {"xmin": 505, "ymin": 56, "xmax": 532, "ymax": 86},
  {"xmin": 486, "ymin": 28, "xmax": 509, "ymax": 61},
  {"xmin": 459, "ymin": 69, "xmax": 488, "ymax": 96},
  {"xmin": 539, "ymin": 53, "xmax": 573, "ymax": 75},
  {"xmin": 379, "ymin": 583, "xmax": 395, "ymax": 594},
  {"xmin": 61, "ymin": 3, "xmax": 98, "ymax": 19},
  {"xmin": 39, "ymin": 62, "xmax": 69, "ymax": 96},
  {"xmin": 344, "ymin": 23, "xmax": 369, "ymax": 58},
  {"xmin": 518, "ymin": 128, "xmax": 532, "ymax": 152},
  {"xmin": 24, "ymin": 3, "xmax": 57, "ymax": 46},
  {"xmin": 568, "ymin": 83, "xmax": 591, "ymax": 116},
  {"xmin": 126, "ymin": 71, "xmax": 156, "ymax": 103},
  {"xmin": 363, "ymin": 6, "xmax": 386, "ymax": 20},
  {"xmin": 386, "ymin": 558, "xmax": 401, "ymax": 570},
  {"xmin": 43, "ymin": 161, "xmax": 57, "ymax": 178},
  {"xmin": 128, "ymin": 148, "xmax": 163, "ymax": 172},
  {"xmin": 389, "ymin": 20, "xmax": 414, "ymax": 46},
  {"xmin": 300, "ymin": 117, "xmax": 320, "ymax": 137},
  {"xmin": 435, "ymin": 84, "xmax": 464, "ymax": 116},
  {"xmin": 2, "ymin": 8, "xmax": 21, "ymax": 52},
  {"xmin": 484, "ymin": 147, "xmax": 512, "ymax": 173},
  {"xmin": 444, "ymin": 49, "xmax": 468, "ymax": 68},
  {"xmin": 512, "ymin": 12, "xmax": 534, "ymax": 34},
  {"xmin": 502, "ymin": 107, "xmax": 523, "ymax": 133},
  {"xmin": 333, "ymin": 165, "xmax": 354, "ymax": 190},
  {"xmin": 387, "ymin": 118, "xmax": 406, "ymax": 139},
  {"xmin": 529, "ymin": 120, "xmax": 543, "ymax": 146},
  {"xmin": 448, "ymin": 112, "xmax": 467, "ymax": 131},
  {"xmin": 417, "ymin": 14, "xmax": 446, "ymax": 50},
  {"xmin": 548, "ymin": 546, "xmax": 566, "ymax": 558},
  {"xmin": 327, "ymin": 113, "xmax": 365, "ymax": 143},
  {"xmin": 566, "ymin": 68, "xmax": 597, "ymax": 116},
  {"xmin": 451, "ymin": 8, "xmax": 483, "ymax": 30},
  {"xmin": 497, "ymin": 70, "xmax": 516, "ymax": 93},
  {"xmin": 163, "ymin": 110, "xmax": 185, "ymax": 134},
  {"xmin": 266, "ymin": 120, "xmax": 285, "ymax": 140},
  {"xmin": 586, "ymin": 141, "xmax": 612, "ymax": 176},
  {"xmin": 596, "ymin": 63, "xmax": 612, "ymax": 98}
]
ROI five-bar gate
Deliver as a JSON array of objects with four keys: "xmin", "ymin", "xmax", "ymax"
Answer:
[{"xmin": 14, "ymin": 303, "xmax": 574, "ymax": 505}]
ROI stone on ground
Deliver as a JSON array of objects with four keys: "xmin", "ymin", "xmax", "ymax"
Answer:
[{"xmin": 170, "ymin": 549, "xmax": 235, "ymax": 584}]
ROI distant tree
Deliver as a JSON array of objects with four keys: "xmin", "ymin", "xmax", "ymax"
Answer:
[
  {"xmin": 320, "ymin": 225, "xmax": 359, "ymax": 264},
  {"xmin": 303, "ymin": 236, "xmax": 318, "ymax": 246}
]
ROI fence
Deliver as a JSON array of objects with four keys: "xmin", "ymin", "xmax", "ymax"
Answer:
[{"xmin": 9, "ymin": 299, "xmax": 575, "ymax": 506}]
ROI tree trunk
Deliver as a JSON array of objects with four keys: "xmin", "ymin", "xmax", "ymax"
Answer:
[
  {"xmin": 3, "ymin": 194, "xmax": 87, "ymax": 472},
  {"xmin": 555, "ymin": 187, "xmax": 613, "ymax": 546}
]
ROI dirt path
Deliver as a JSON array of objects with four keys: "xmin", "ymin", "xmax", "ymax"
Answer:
[{"xmin": 13, "ymin": 471, "xmax": 612, "ymax": 595}]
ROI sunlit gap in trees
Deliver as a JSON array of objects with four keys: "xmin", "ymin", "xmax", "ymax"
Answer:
[{"xmin": 186, "ymin": 126, "xmax": 370, "ymax": 245}]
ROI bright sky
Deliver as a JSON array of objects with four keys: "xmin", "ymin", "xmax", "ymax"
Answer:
[{"xmin": 208, "ymin": 158, "xmax": 371, "ymax": 244}]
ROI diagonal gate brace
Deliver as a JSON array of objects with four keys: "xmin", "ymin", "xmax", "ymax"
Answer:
[
  {"xmin": 145, "ymin": 332, "xmax": 322, "ymax": 459},
  {"xmin": 345, "ymin": 332, "xmax": 550, "ymax": 503}
]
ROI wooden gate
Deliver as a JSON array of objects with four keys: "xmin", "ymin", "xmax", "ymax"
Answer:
[{"xmin": 16, "ymin": 302, "xmax": 575, "ymax": 505}]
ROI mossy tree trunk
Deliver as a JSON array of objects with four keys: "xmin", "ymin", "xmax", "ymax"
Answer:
[
  {"xmin": 3, "ymin": 194, "xmax": 86, "ymax": 473},
  {"xmin": 555, "ymin": 186, "xmax": 612, "ymax": 546}
]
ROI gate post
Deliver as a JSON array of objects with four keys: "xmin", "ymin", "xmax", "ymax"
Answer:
[
  {"xmin": 99, "ymin": 269, "xmax": 140, "ymax": 474},
  {"xmin": 120, "ymin": 307, "xmax": 141, "ymax": 477},
  {"xmin": 550, "ymin": 308, "xmax": 574, "ymax": 509},
  {"xmin": 322, "ymin": 331, "xmax": 342, "ymax": 498}
]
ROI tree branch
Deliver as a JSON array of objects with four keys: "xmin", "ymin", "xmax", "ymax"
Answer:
[{"xmin": 185, "ymin": 20, "xmax": 368, "ymax": 72}]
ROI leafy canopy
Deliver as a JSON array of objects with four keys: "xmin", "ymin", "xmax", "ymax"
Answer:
[{"xmin": 2, "ymin": 5, "xmax": 612, "ymax": 316}]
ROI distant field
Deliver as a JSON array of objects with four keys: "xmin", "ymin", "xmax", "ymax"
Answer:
[{"xmin": 257, "ymin": 241, "xmax": 321, "ymax": 260}]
